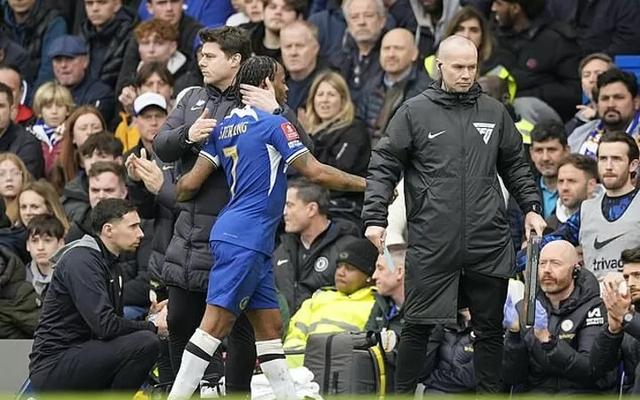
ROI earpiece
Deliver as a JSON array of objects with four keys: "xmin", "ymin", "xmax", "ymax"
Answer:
[{"xmin": 572, "ymin": 265, "xmax": 580, "ymax": 280}]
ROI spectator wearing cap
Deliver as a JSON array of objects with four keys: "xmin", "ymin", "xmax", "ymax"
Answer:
[
  {"xmin": 49, "ymin": 35, "xmax": 115, "ymax": 123},
  {"xmin": 125, "ymin": 92, "xmax": 168, "ymax": 161},
  {"xmin": 79, "ymin": 0, "xmax": 139, "ymax": 89},
  {"xmin": 283, "ymin": 238, "xmax": 380, "ymax": 367},
  {"xmin": 1, "ymin": 0, "xmax": 67, "ymax": 99}
]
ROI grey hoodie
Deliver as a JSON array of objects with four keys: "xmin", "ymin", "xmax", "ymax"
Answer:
[{"xmin": 408, "ymin": 0, "xmax": 460, "ymax": 45}]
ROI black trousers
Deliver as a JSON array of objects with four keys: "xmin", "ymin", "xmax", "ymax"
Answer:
[
  {"xmin": 31, "ymin": 330, "xmax": 159, "ymax": 392},
  {"xmin": 395, "ymin": 270, "xmax": 508, "ymax": 395},
  {"xmin": 167, "ymin": 285, "xmax": 257, "ymax": 393}
]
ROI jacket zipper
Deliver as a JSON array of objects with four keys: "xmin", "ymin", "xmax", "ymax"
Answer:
[{"xmin": 459, "ymin": 106, "xmax": 467, "ymax": 262}]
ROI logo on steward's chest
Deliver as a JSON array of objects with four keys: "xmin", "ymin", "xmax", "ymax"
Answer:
[{"xmin": 473, "ymin": 122, "xmax": 496, "ymax": 144}]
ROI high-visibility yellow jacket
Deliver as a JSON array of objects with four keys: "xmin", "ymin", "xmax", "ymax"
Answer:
[
  {"xmin": 516, "ymin": 118, "xmax": 535, "ymax": 145},
  {"xmin": 115, "ymin": 111, "xmax": 140, "ymax": 153},
  {"xmin": 424, "ymin": 54, "xmax": 518, "ymax": 101},
  {"xmin": 284, "ymin": 286, "xmax": 376, "ymax": 367}
]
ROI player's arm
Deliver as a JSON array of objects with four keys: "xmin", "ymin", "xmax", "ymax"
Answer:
[
  {"xmin": 290, "ymin": 152, "xmax": 365, "ymax": 192},
  {"xmin": 175, "ymin": 155, "xmax": 217, "ymax": 202}
]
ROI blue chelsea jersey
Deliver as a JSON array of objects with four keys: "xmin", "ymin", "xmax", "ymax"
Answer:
[{"xmin": 200, "ymin": 105, "xmax": 309, "ymax": 254}]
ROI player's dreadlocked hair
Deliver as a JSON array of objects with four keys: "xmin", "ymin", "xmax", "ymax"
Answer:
[{"xmin": 232, "ymin": 56, "xmax": 278, "ymax": 106}]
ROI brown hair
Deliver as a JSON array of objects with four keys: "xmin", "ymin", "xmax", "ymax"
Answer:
[
  {"xmin": 50, "ymin": 106, "xmax": 106, "ymax": 194},
  {"xmin": 578, "ymin": 52, "xmax": 614, "ymax": 75},
  {"xmin": 88, "ymin": 161, "xmax": 127, "ymax": 187},
  {"xmin": 135, "ymin": 61, "xmax": 175, "ymax": 88},
  {"xmin": 305, "ymin": 71, "xmax": 355, "ymax": 134},
  {"xmin": 0, "ymin": 153, "xmax": 32, "ymax": 224},
  {"xmin": 135, "ymin": 19, "xmax": 179, "ymax": 43},
  {"xmin": 19, "ymin": 180, "xmax": 70, "ymax": 232},
  {"xmin": 442, "ymin": 6, "xmax": 494, "ymax": 62}
]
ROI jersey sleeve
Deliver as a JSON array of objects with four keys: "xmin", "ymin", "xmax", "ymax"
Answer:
[
  {"xmin": 199, "ymin": 128, "xmax": 220, "ymax": 167},
  {"xmin": 268, "ymin": 118, "xmax": 309, "ymax": 164}
]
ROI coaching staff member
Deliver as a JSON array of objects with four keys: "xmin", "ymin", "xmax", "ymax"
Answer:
[
  {"xmin": 363, "ymin": 35, "xmax": 547, "ymax": 395},
  {"xmin": 29, "ymin": 199, "xmax": 167, "ymax": 393}
]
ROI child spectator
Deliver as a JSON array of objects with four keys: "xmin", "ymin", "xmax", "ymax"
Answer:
[
  {"xmin": 25, "ymin": 214, "xmax": 65, "ymax": 298},
  {"xmin": 18, "ymin": 180, "xmax": 69, "ymax": 232},
  {"xmin": 29, "ymin": 82, "xmax": 75, "ymax": 175},
  {"xmin": 284, "ymin": 238, "xmax": 379, "ymax": 367},
  {"xmin": 0, "ymin": 153, "xmax": 32, "ymax": 225}
]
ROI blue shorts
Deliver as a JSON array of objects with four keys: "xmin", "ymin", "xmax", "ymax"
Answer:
[{"xmin": 207, "ymin": 241, "xmax": 279, "ymax": 316}]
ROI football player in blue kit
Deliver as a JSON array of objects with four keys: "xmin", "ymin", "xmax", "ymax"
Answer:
[{"xmin": 169, "ymin": 56, "xmax": 366, "ymax": 400}]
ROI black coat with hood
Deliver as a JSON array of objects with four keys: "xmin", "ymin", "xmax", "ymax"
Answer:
[
  {"xmin": 154, "ymin": 85, "xmax": 314, "ymax": 292},
  {"xmin": 65, "ymin": 210, "xmax": 153, "ymax": 309},
  {"xmin": 126, "ymin": 141, "xmax": 180, "ymax": 289},
  {"xmin": 29, "ymin": 235, "xmax": 157, "ymax": 377},
  {"xmin": 272, "ymin": 219, "xmax": 359, "ymax": 313},
  {"xmin": 493, "ymin": 18, "xmax": 582, "ymax": 122},
  {"xmin": 79, "ymin": 6, "xmax": 138, "ymax": 89},
  {"xmin": 363, "ymin": 80, "xmax": 540, "ymax": 324},
  {"xmin": 503, "ymin": 269, "xmax": 615, "ymax": 393}
]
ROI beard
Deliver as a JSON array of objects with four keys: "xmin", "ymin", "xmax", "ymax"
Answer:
[{"xmin": 601, "ymin": 172, "xmax": 629, "ymax": 191}]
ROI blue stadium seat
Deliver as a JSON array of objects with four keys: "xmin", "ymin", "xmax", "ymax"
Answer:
[{"xmin": 615, "ymin": 55, "xmax": 640, "ymax": 83}]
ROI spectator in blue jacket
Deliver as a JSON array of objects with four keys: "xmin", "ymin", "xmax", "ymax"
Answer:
[{"xmin": 138, "ymin": 0, "xmax": 234, "ymax": 30}]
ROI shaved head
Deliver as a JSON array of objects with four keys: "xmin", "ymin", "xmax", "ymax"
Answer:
[
  {"xmin": 437, "ymin": 35, "xmax": 477, "ymax": 63},
  {"xmin": 539, "ymin": 240, "xmax": 579, "ymax": 297},
  {"xmin": 380, "ymin": 28, "xmax": 418, "ymax": 78},
  {"xmin": 435, "ymin": 36, "xmax": 478, "ymax": 92},
  {"xmin": 382, "ymin": 28, "xmax": 414, "ymax": 47}
]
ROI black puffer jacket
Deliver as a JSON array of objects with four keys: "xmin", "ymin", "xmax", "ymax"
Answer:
[
  {"xmin": 79, "ymin": 6, "xmax": 138, "ymax": 89},
  {"xmin": 503, "ymin": 270, "xmax": 615, "ymax": 393},
  {"xmin": 0, "ymin": 246, "xmax": 40, "ymax": 339},
  {"xmin": 126, "ymin": 142, "xmax": 180, "ymax": 287},
  {"xmin": 422, "ymin": 323, "xmax": 475, "ymax": 393},
  {"xmin": 363, "ymin": 80, "xmax": 540, "ymax": 323}
]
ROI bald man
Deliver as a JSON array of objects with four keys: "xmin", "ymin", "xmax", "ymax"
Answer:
[
  {"xmin": 358, "ymin": 28, "xmax": 432, "ymax": 142},
  {"xmin": 502, "ymin": 240, "xmax": 611, "ymax": 393},
  {"xmin": 363, "ymin": 35, "xmax": 545, "ymax": 394}
]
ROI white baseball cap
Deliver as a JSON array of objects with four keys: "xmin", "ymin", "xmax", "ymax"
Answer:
[{"xmin": 133, "ymin": 92, "xmax": 168, "ymax": 116}]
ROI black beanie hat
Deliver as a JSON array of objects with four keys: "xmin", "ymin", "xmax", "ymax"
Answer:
[{"xmin": 336, "ymin": 239, "xmax": 379, "ymax": 277}]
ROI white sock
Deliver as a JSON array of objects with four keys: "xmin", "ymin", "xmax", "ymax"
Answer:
[
  {"xmin": 168, "ymin": 329, "xmax": 221, "ymax": 400},
  {"xmin": 256, "ymin": 339, "xmax": 297, "ymax": 400}
]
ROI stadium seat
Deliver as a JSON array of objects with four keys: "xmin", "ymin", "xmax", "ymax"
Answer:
[{"xmin": 615, "ymin": 56, "xmax": 640, "ymax": 83}]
